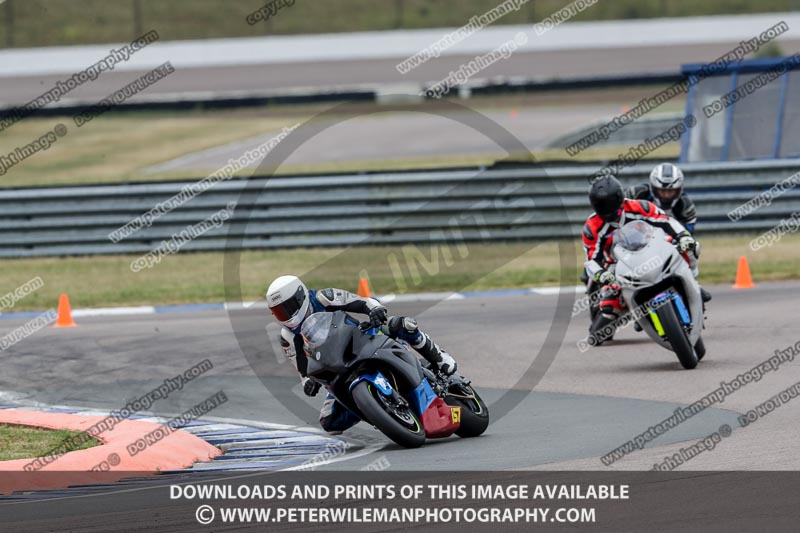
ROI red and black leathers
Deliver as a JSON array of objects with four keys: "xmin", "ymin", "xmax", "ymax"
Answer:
[{"xmin": 582, "ymin": 198, "xmax": 688, "ymax": 280}]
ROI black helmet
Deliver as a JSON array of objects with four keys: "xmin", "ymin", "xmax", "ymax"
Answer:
[{"xmin": 589, "ymin": 176, "xmax": 624, "ymax": 222}]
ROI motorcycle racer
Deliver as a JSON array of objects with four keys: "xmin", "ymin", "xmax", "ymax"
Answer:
[
  {"xmin": 627, "ymin": 163, "xmax": 697, "ymax": 233},
  {"xmin": 266, "ymin": 275, "xmax": 457, "ymax": 433},
  {"xmin": 583, "ymin": 176, "xmax": 709, "ymax": 339}
]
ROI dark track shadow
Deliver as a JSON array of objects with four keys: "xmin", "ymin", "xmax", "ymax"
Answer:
[
  {"xmin": 614, "ymin": 361, "xmax": 686, "ymax": 373},
  {"xmin": 595, "ymin": 338, "xmax": 655, "ymax": 347}
]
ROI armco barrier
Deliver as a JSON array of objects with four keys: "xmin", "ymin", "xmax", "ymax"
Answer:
[{"xmin": 1, "ymin": 159, "xmax": 799, "ymax": 258}]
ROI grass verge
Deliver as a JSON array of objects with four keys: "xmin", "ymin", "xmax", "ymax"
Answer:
[
  {"xmin": 0, "ymin": 423, "xmax": 99, "ymax": 461},
  {"xmin": 0, "ymin": 112, "xmax": 298, "ymax": 188},
  {"xmin": 0, "ymin": 234, "xmax": 796, "ymax": 312}
]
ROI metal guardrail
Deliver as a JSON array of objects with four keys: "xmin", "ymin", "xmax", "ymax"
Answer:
[{"xmin": 1, "ymin": 159, "xmax": 799, "ymax": 258}]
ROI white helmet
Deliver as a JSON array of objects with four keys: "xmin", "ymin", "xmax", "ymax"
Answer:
[
  {"xmin": 266, "ymin": 275, "xmax": 309, "ymax": 328},
  {"xmin": 649, "ymin": 163, "xmax": 685, "ymax": 209}
]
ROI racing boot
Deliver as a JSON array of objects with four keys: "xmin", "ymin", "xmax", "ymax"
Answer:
[
  {"xmin": 700, "ymin": 287, "xmax": 712, "ymax": 303},
  {"xmin": 414, "ymin": 335, "xmax": 458, "ymax": 376},
  {"xmin": 591, "ymin": 284, "xmax": 626, "ymax": 345}
]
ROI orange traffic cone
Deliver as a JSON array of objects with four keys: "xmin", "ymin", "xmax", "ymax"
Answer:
[
  {"xmin": 357, "ymin": 277, "xmax": 371, "ymax": 298},
  {"xmin": 733, "ymin": 256, "xmax": 755, "ymax": 289},
  {"xmin": 54, "ymin": 294, "xmax": 77, "ymax": 327}
]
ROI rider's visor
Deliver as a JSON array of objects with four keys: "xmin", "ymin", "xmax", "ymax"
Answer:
[
  {"xmin": 654, "ymin": 187, "xmax": 680, "ymax": 203},
  {"xmin": 268, "ymin": 285, "xmax": 306, "ymax": 322}
]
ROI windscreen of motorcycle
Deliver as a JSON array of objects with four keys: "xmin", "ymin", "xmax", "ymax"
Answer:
[
  {"xmin": 301, "ymin": 312, "xmax": 333, "ymax": 348},
  {"xmin": 613, "ymin": 220, "xmax": 654, "ymax": 252}
]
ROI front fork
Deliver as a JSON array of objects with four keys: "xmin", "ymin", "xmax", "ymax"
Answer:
[
  {"xmin": 648, "ymin": 291, "xmax": 691, "ymax": 337},
  {"xmin": 350, "ymin": 371, "xmax": 415, "ymax": 417}
]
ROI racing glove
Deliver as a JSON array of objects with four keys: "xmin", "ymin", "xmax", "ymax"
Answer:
[
  {"xmin": 678, "ymin": 234, "xmax": 697, "ymax": 253},
  {"xmin": 593, "ymin": 269, "xmax": 616, "ymax": 285},
  {"xmin": 302, "ymin": 377, "xmax": 321, "ymax": 397},
  {"xmin": 368, "ymin": 305, "xmax": 388, "ymax": 328}
]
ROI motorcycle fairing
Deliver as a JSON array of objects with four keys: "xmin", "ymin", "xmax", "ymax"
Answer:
[
  {"xmin": 350, "ymin": 371, "xmax": 393, "ymax": 396},
  {"xmin": 406, "ymin": 379, "xmax": 437, "ymax": 416},
  {"xmin": 614, "ymin": 224, "xmax": 704, "ymax": 347},
  {"xmin": 672, "ymin": 292, "xmax": 691, "ymax": 325},
  {"xmin": 420, "ymin": 397, "xmax": 461, "ymax": 438}
]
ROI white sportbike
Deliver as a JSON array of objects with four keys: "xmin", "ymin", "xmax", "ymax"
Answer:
[{"xmin": 611, "ymin": 220, "xmax": 706, "ymax": 369}]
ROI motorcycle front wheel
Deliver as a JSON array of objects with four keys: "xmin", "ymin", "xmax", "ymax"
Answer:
[
  {"xmin": 352, "ymin": 380, "xmax": 426, "ymax": 448},
  {"xmin": 695, "ymin": 336, "xmax": 706, "ymax": 360},
  {"xmin": 656, "ymin": 300, "xmax": 698, "ymax": 369}
]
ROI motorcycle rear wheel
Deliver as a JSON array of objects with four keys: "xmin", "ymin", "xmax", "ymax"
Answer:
[
  {"xmin": 445, "ymin": 384, "xmax": 489, "ymax": 438},
  {"xmin": 589, "ymin": 313, "xmax": 616, "ymax": 345},
  {"xmin": 656, "ymin": 301, "xmax": 698, "ymax": 369},
  {"xmin": 352, "ymin": 381, "xmax": 426, "ymax": 448}
]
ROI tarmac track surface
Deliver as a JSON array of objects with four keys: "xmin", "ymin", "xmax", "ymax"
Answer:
[
  {"xmin": 11, "ymin": 39, "xmax": 800, "ymax": 171},
  {"xmin": 1, "ymin": 281, "xmax": 798, "ymax": 472},
  {"xmin": 4, "ymin": 41, "xmax": 800, "ymax": 106}
]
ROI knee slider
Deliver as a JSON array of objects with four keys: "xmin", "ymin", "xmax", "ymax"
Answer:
[{"xmin": 319, "ymin": 414, "xmax": 338, "ymax": 433}]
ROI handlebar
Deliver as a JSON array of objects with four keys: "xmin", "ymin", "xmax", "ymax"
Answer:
[{"xmin": 360, "ymin": 321, "xmax": 389, "ymax": 334}]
